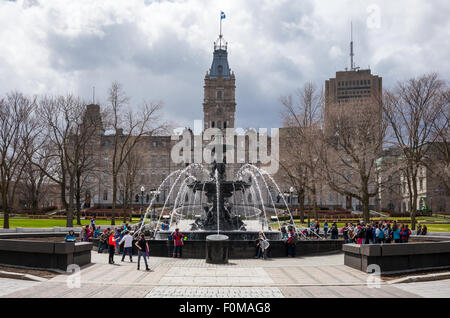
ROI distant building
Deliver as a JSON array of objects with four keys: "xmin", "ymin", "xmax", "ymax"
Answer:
[{"xmin": 377, "ymin": 144, "xmax": 450, "ymax": 213}]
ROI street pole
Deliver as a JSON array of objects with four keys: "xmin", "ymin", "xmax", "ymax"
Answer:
[{"xmin": 140, "ymin": 186, "xmax": 145, "ymax": 222}]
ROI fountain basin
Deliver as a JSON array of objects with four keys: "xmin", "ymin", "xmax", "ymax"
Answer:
[
  {"xmin": 206, "ymin": 234, "xmax": 229, "ymax": 264},
  {"xmin": 154, "ymin": 230, "xmax": 282, "ymax": 241}
]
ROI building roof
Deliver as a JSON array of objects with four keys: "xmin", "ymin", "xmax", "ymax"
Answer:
[{"xmin": 208, "ymin": 43, "xmax": 232, "ymax": 79}]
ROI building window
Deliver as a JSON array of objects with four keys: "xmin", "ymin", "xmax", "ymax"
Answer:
[
  {"xmin": 211, "ymin": 121, "xmax": 215, "ymax": 128},
  {"xmin": 217, "ymin": 91, "xmax": 222, "ymax": 100},
  {"xmin": 103, "ymin": 190, "xmax": 108, "ymax": 201},
  {"xmin": 217, "ymin": 120, "xmax": 221, "ymax": 129},
  {"xmin": 224, "ymin": 121, "xmax": 227, "ymax": 129}
]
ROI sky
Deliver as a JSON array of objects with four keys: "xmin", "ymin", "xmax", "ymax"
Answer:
[{"xmin": 1, "ymin": 0, "xmax": 449, "ymax": 129}]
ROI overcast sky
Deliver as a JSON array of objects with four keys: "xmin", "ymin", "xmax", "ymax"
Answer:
[{"xmin": 1, "ymin": 0, "xmax": 449, "ymax": 129}]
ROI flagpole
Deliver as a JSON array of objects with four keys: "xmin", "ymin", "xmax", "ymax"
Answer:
[{"xmin": 219, "ymin": 13, "xmax": 222, "ymax": 48}]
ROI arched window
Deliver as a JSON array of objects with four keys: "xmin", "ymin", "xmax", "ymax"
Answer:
[
  {"xmin": 211, "ymin": 121, "xmax": 215, "ymax": 128},
  {"xmin": 217, "ymin": 120, "xmax": 221, "ymax": 129}
]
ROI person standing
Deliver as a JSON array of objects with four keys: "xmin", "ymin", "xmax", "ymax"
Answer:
[
  {"xmin": 401, "ymin": 225, "xmax": 411, "ymax": 243},
  {"xmin": 114, "ymin": 229, "xmax": 123, "ymax": 255},
  {"xmin": 286, "ymin": 227, "xmax": 297, "ymax": 257},
  {"xmin": 172, "ymin": 228, "xmax": 184, "ymax": 258},
  {"xmin": 108, "ymin": 230, "xmax": 117, "ymax": 264},
  {"xmin": 120, "ymin": 231, "xmax": 133, "ymax": 262},
  {"xmin": 384, "ymin": 223, "xmax": 392, "ymax": 243},
  {"xmin": 323, "ymin": 222, "xmax": 329, "ymax": 239},
  {"xmin": 135, "ymin": 233, "xmax": 150, "ymax": 271},
  {"xmin": 393, "ymin": 223, "xmax": 401, "ymax": 243},
  {"xmin": 256, "ymin": 232, "xmax": 269, "ymax": 259},
  {"xmin": 342, "ymin": 223, "xmax": 349, "ymax": 243},
  {"xmin": 98, "ymin": 229, "xmax": 108, "ymax": 253},
  {"xmin": 90, "ymin": 216, "xmax": 96, "ymax": 230},
  {"xmin": 331, "ymin": 223, "xmax": 339, "ymax": 240},
  {"xmin": 80, "ymin": 226, "xmax": 87, "ymax": 242}
]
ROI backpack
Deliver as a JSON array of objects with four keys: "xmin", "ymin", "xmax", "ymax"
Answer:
[{"xmin": 290, "ymin": 232, "xmax": 299, "ymax": 245}]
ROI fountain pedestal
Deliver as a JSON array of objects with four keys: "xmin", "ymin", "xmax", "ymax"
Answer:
[{"xmin": 206, "ymin": 234, "xmax": 229, "ymax": 264}]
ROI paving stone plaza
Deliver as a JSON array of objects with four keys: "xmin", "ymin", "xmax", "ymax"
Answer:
[{"xmin": 1, "ymin": 252, "xmax": 448, "ymax": 298}]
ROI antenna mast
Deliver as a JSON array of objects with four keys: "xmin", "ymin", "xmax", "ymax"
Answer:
[{"xmin": 350, "ymin": 22, "xmax": 354, "ymax": 71}]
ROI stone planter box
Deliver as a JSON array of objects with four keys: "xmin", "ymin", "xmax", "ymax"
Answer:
[
  {"xmin": 343, "ymin": 242, "xmax": 450, "ymax": 275},
  {"xmin": 0, "ymin": 236, "xmax": 92, "ymax": 271}
]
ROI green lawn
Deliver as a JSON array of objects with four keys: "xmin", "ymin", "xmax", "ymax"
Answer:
[{"xmin": 0, "ymin": 218, "xmax": 139, "ymax": 229}]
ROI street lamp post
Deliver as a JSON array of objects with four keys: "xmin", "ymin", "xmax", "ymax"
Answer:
[
  {"xmin": 140, "ymin": 186, "xmax": 145, "ymax": 222},
  {"xmin": 149, "ymin": 190, "xmax": 161, "ymax": 220}
]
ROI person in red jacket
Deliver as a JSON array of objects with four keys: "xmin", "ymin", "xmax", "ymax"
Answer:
[
  {"xmin": 400, "ymin": 225, "xmax": 411, "ymax": 243},
  {"xmin": 172, "ymin": 228, "xmax": 184, "ymax": 258},
  {"xmin": 108, "ymin": 230, "xmax": 117, "ymax": 264}
]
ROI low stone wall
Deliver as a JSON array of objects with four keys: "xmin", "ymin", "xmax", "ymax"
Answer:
[
  {"xmin": 0, "ymin": 234, "xmax": 92, "ymax": 271},
  {"xmin": 343, "ymin": 241, "xmax": 450, "ymax": 275},
  {"xmin": 93, "ymin": 238, "xmax": 344, "ymax": 259}
]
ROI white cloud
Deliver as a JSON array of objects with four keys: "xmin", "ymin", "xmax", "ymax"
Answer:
[{"xmin": 0, "ymin": 0, "xmax": 449, "ymax": 129}]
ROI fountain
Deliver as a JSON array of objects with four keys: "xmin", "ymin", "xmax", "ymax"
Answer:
[
  {"xmin": 132, "ymin": 158, "xmax": 332, "ymax": 261},
  {"xmin": 144, "ymin": 160, "xmax": 284, "ymax": 242}
]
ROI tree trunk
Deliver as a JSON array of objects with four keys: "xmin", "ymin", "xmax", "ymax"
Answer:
[
  {"xmin": 411, "ymin": 188, "xmax": 418, "ymax": 231},
  {"xmin": 76, "ymin": 173, "xmax": 82, "ymax": 225},
  {"xmin": 312, "ymin": 187, "xmax": 318, "ymax": 221},
  {"xmin": 111, "ymin": 174, "xmax": 117, "ymax": 226},
  {"xmin": 61, "ymin": 182, "xmax": 73, "ymax": 228},
  {"xmin": 298, "ymin": 190, "xmax": 305, "ymax": 223},
  {"xmin": 2, "ymin": 194, "xmax": 9, "ymax": 229},
  {"xmin": 362, "ymin": 193, "xmax": 370, "ymax": 224}
]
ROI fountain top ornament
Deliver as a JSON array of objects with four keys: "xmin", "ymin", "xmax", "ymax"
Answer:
[{"xmin": 188, "ymin": 158, "xmax": 250, "ymax": 232}]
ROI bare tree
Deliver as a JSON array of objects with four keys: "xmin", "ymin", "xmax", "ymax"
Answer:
[
  {"xmin": 118, "ymin": 146, "xmax": 146, "ymax": 223},
  {"xmin": 33, "ymin": 95, "xmax": 95, "ymax": 227},
  {"xmin": 0, "ymin": 92, "xmax": 37, "ymax": 228},
  {"xmin": 383, "ymin": 73, "xmax": 447, "ymax": 228},
  {"xmin": 323, "ymin": 96, "xmax": 386, "ymax": 223},
  {"xmin": 16, "ymin": 139, "xmax": 51, "ymax": 211},
  {"xmin": 280, "ymin": 83, "xmax": 324, "ymax": 221},
  {"xmin": 104, "ymin": 82, "xmax": 165, "ymax": 225},
  {"xmin": 426, "ymin": 87, "xmax": 450, "ymax": 197}
]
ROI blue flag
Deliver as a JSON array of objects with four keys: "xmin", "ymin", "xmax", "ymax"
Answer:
[{"xmin": 221, "ymin": 11, "xmax": 226, "ymax": 19}]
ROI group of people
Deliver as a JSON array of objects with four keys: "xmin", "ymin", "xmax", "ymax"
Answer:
[
  {"xmin": 104, "ymin": 229, "xmax": 151, "ymax": 271},
  {"xmin": 341, "ymin": 221, "xmax": 413, "ymax": 244}
]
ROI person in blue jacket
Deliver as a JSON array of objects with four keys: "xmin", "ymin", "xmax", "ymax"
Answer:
[{"xmin": 65, "ymin": 230, "xmax": 76, "ymax": 242}]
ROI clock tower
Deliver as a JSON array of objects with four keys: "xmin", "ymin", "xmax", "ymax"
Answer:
[{"xmin": 203, "ymin": 32, "xmax": 236, "ymax": 131}]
